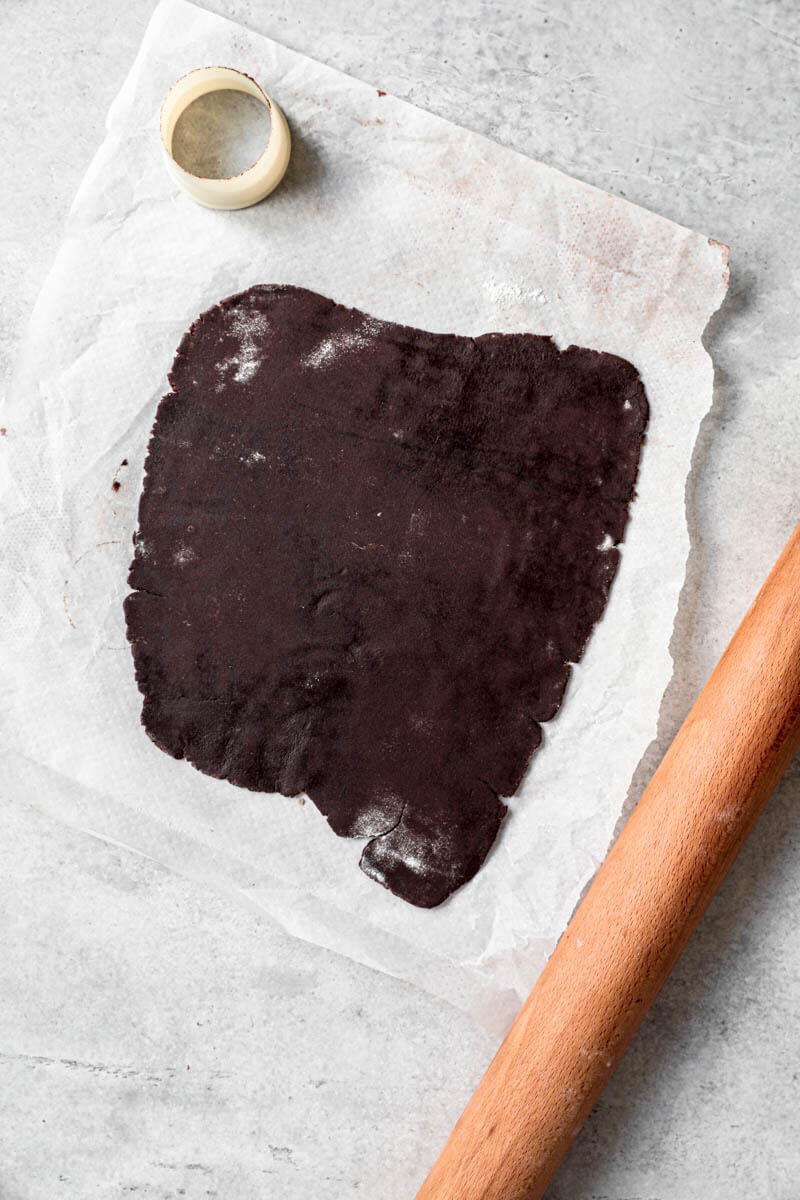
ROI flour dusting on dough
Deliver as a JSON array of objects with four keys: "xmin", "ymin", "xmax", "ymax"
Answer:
[
  {"xmin": 215, "ymin": 308, "xmax": 271, "ymax": 386},
  {"xmin": 363, "ymin": 825, "xmax": 462, "ymax": 892},
  {"xmin": 303, "ymin": 318, "xmax": 383, "ymax": 369},
  {"xmin": 348, "ymin": 795, "xmax": 403, "ymax": 837}
]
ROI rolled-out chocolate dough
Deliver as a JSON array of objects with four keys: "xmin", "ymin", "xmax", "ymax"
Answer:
[{"xmin": 125, "ymin": 285, "xmax": 648, "ymax": 907}]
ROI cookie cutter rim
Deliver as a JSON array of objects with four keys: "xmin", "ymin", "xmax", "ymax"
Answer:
[{"xmin": 159, "ymin": 65, "xmax": 291, "ymax": 210}]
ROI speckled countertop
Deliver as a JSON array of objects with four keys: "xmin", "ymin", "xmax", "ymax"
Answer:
[{"xmin": 2, "ymin": 2, "xmax": 799, "ymax": 1197}]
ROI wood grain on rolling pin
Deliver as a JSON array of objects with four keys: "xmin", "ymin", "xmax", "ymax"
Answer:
[{"xmin": 416, "ymin": 524, "xmax": 800, "ymax": 1200}]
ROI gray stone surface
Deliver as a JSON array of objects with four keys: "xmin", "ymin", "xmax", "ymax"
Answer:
[{"xmin": 2, "ymin": 0, "xmax": 799, "ymax": 1196}]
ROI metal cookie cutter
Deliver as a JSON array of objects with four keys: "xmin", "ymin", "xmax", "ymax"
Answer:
[{"xmin": 159, "ymin": 65, "xmax": 291, "ymax": 210}]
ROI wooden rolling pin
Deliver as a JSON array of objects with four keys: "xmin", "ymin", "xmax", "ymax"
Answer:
[{"xmin": 416, "ymin": 523, "xmax": 800, "ymax": 1200}]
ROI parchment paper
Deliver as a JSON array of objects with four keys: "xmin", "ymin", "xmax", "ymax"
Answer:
[{"xmin": 1, "ymin": 0, "xmax": 729, "ymax": 1034}]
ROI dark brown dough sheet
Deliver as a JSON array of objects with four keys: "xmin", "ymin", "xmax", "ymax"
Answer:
[{"xmin": 125, "ymin": 285, "xmax": 648, "ymax": 907}]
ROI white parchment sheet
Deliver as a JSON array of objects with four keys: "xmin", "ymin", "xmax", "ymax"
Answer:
[{"xmin": 1, "ymin": 0, "xmax": 728, "ymax": 1033}]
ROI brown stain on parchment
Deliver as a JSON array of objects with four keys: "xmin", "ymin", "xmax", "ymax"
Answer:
[{"xmin": 63, "ymin": 540, "xmax": 122, "ymax": 630}]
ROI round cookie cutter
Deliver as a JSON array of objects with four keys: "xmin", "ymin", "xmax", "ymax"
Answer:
[{"xmin": 159, "ymin": 65, "xmax": 291, "ymax": 210}]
